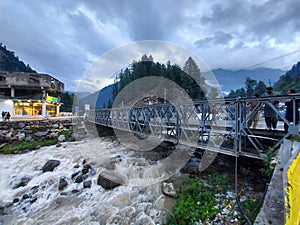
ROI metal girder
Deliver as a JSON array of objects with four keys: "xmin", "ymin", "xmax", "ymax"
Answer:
[{"xmin": 86, "ymin": 94, "xmax": 300, "ymax": 159}]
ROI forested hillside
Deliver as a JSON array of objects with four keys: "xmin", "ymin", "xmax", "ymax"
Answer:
[
  {"xmin": 274, "ymin": 61, "xmax": 300, "ymax": 93},
  {"xmin": 111, "ymin": 55, "xmax": 212, "ymax": 107},
  {"xmin": 0, "ymin": 43, "xmax": 36, "ymax": 73}
]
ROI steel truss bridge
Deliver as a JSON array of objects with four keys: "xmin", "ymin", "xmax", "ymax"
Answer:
[{"xmin": 85, "ymin": 94, "xmax": 300, "ymax": 159}]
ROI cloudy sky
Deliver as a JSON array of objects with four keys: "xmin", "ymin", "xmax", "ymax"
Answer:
[{"xmin": 1, "ymin": 0, "xmax": 300, "ymax": 92}]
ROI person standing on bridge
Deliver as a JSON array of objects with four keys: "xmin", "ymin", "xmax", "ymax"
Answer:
[
  {"xmin": 247, "ymin": 93, "xmax": 261, "ymax": 129},
  {"xmin": 284, "ymin": 89, "xmax": 299, "ymax": 132},
  {"xmin": 263, "ymin": 87, "xmax": 279, "ymax": 130}
]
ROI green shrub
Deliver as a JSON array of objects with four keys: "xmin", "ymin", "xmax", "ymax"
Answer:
[
  {"xmin": 240, "ymin": 198, "xmax": 261, "ymax": 221},
  {"xmin": 260, "ymin": 149, "xmax": 276, "ymax": 176},
  {"xmin": 208, "ymin": 172, "xmax": 232, "ymax": 190},
  {"xmin": 169, "ymin": 179, "xmax": 218, "ymax": 225}
]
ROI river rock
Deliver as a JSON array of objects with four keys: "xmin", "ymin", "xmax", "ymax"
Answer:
[
  {"xmin": 58, "ymin": 178, "xmax": 68, "ymax": 190},
  {"xmin": 97, "ymin": 171, "xmax": 124, "ymax": 190},
  {"xmin": 162, "ymin": 181, "xmax": 177, "ymax": 197},
  {"xmin": 42, "ymin": 159, "xmax": 60, "ymax": 172},
  {"xmin": 74, "ymin": 174, "xmax": 88, "ymax": 183},
  {"xmin": 100, "ymin": 162, "xmax": 116, "ymax": 170},
  {"xmin": 83, "ymin": 180, "xmax": 92, "ymax": 188},
  {"xmin": 12, "ymin": 176, "xmax": 32, "ymax": 189},
  {"xmin": 58, "ymin": 134, "xmax": 65, "ymax": 142}
]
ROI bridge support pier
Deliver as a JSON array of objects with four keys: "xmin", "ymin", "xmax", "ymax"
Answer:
[{"xmin": 95, "ymin": 124, "xmax": 115, "ymax": 137}]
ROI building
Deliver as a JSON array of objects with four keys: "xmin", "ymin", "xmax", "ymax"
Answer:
[{"xmin": 0, "ymin": 72, "xmax": 64, "ymax": 118}]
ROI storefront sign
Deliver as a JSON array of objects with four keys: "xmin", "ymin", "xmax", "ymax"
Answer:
[{"xmin": 47, "ymin": 96, "xmax": 58, "ymax": 103}]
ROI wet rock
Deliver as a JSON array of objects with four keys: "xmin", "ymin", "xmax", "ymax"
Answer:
[
  {"xmin": 71, "ymin": 171, "xmax": 80, "ymax": 179},
  {"xmin": 12, "ymin": 176, "xmax": 32, "ymax": 189},
  {"xmin": 30, "ymin": 197, "xmax": 37, "ymax": 204},
  {"xmin": 31, "ymin": 185, "xmax": 39, "ymax": 194},
  {"xmin": 42, "ymin": 159, "xmax": 60, "ymax": 172},
  {"xmin": 22, "ymin": 194, "xmax": 30, "ymax": 200},
  {"xmin": 83, "ymin": 180, "xmax": 92, "ymax": 188},
  {"xmin": 56, "ymin": 143, "xmax": 62, "ymax": 148},
  {"xmin": 58, "ymin": 178, "xmax": 68, "ymax": 190},
  {"xmin": 97, "ymin": 171, "xmax": 124, "ymax": 190},
  {"xmin": 71, "ymin": 189, "xmax": 80, "ymax": 194},
  {"xmin": 83, "ymin": 163, "xmax": 91, "ymax": 170},
  {"xmin": 162, "ymin": 181, "xmax": 177, "ymax": 198},
  {"xmin": 58, "ymin": 134, "xmax": 65, "ymax": 142},
  {"xmin": 82, "ymin": 168, "xmax": 89, "ymax": 174},
  {"xmin": 100, "ymin": 162, "xmax": 116, "ymax": 170},
  {"xmin": 75, "ymin": 174, "xmax": 88, "ymax": 183}
]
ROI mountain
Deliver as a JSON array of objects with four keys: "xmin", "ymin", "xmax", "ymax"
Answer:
[
  {"xmin": 0, "ymin": 43, "xmax": 36, "ymax": 73},
  {"xmin": 81, "ymin": 84, "xmax": 114, "ymax": 109},
  {"xmin": 208, "ymin": 67, "xmax": 284, "ymax": 93},
  {"xmin": 274, "ymin": 61, "xmax": 300, "ymax": 93},
  {"xmin": 83, "ymin": 67, "xmax": 286, "ymax": 108}
]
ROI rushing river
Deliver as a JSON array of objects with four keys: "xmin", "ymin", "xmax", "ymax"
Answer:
[{"xmin": 0, "ymin": 137, "xmax": 184, "ymax": 225}]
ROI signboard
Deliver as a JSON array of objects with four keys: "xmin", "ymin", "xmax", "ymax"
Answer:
[
  {"xmin": 85, "ymin": 104, "xmax": 90, "ymax": 111},
  {"xmin": 46, "ymin": 96, "xmax": 58, "ymax": 103}
]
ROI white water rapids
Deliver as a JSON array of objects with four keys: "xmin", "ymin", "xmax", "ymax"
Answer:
[{"xmin": 0, "ymin": 137, "xmax": 188, "ymax": 225}]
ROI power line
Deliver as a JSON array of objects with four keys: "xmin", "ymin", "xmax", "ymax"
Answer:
[{"xmin": 246, "ymin": 49, "xmax": 300, "ymax": 69}]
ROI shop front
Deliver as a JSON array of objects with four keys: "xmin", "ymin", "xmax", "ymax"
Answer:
[{"xmin": 14, "ymin": 100, "xmax": 60, "ymax": 117}]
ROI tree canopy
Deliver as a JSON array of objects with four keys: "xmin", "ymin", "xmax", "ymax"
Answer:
[{"xmin": 111, "ymin": 55, "xmax": 208, "ymax": 108}]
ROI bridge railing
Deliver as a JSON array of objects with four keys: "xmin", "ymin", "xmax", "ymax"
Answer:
[{"xmin": 85, "ymin": 94, "xmax": 300, "ymax": 159}]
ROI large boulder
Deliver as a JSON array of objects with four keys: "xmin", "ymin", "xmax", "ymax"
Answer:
[
  {"xmin": 97, "ymin": 171, "xmax": 125, "ymax": 190},
  {"xmin": 42, "ymin": 160, "xmax": 60, "ymax": 172}
]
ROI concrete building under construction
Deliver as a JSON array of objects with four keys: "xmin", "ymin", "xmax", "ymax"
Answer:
[{"xmin": 0, "ymin": 71, "xmax": 64, "ymax": 118}]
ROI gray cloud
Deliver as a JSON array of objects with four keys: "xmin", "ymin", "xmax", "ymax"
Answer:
[
  {"xmin": 194, "ymin": 31, "xmax": 234, "ymax": 47},
  {"xmin": 0, "ymin": 0, "xmax": 300, "ymax": 92}
]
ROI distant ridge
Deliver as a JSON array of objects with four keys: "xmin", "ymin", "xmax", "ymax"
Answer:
[
  {"xmin": 0, "ymin": 43, "xmax": 36, "ymax": 73},
  {"xmin": 208, "ymin": 67, "xmax": 284, "ymax": 92}
]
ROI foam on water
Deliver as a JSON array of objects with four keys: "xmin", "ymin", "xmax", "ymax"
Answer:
[{"xmin": 0, "ymin": 138, "xmax": 169, "ymax": 225}]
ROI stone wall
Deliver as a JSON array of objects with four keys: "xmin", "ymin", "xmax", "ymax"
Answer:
[{"xmin": 0, "ymin": 119, "xmax": 86, "ymax": 146}]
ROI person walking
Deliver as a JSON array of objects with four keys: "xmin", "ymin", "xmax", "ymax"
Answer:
[
  {"xmin": 248, "ymin": 93, "xmax": 261, "ymax": 129},
  {"xmin": 5, "ymin": 112, "xmax": 11, "ymax": 121},
  {"xmin": 1, "ymin": 111, "xmax": 5, "ymax": 122},
  {"xmin": 263, "ymin": 87, "xmax": 279, "ymax": 130},
  {"xmin": 284, "ymin": 89, "xmax": 299, "ymax": 132}
]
